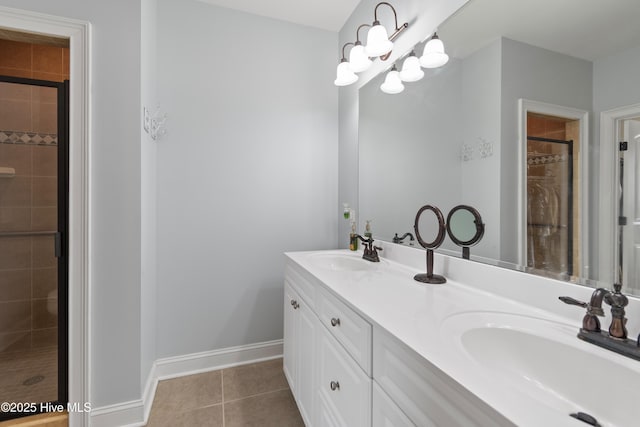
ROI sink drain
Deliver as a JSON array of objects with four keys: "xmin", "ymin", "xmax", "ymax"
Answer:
[
  {"xmin": 22, "ymin": 375, "xmax": 45, "ymax": 386},
  {"xmin": 570, "ymin": 412, "xmax": 602, "ymax": 427}
]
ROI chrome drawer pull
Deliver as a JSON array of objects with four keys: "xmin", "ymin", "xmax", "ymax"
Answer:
[
  {"xmin": 331, "ymin": 317, "xmax": 341, "ymax": 327},
  {"xmin": 330, "ymin": 381, "xmax": 340, "ymax": 391}
]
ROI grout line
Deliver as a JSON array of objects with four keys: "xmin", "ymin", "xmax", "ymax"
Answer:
[
  {"xmin": 221, "ymin": 370, "xmax": 225, "ymax": 427},
  {"xmin": 223, "ymin": 386, "xmax": 291, "ymax": 405}
]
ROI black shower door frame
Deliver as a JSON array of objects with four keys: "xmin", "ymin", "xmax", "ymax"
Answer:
[{"xmin": 0, "ymin": 75, "xmax": 69, "ymax": 421}]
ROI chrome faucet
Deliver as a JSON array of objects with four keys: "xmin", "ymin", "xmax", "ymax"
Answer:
[
  {"xmin": 351, "ymin": 234, "xmax": 383, "ymax": 262},
  {"xmin": 392, "ymin": 232, "xmax": 415, "ymax": 244},
  {"xmin": 559, "ymin": 284, "xmax": 638, "ymax": 361}
]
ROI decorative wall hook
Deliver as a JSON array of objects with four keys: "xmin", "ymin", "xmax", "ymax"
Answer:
[{"xmin": 143, "ymin": 106, "xmax": 167, "ymax": 141}]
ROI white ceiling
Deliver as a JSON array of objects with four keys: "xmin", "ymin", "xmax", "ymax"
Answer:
[
  {"xmin": 441, "ymin": 0, "xmax": 640, "ymax": 61},
  {"xmin": 196, "ymin": 0, "xmax": 362, "ymax": 32}
]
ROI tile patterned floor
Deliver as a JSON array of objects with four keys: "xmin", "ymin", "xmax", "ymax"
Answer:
[
  {"xmin": 146, "ymin": 358, "xmax": 304, "ymax": 427},
  {"xmin": 0, "ymin": 348, "xmax": 58, "ymax": 407}
]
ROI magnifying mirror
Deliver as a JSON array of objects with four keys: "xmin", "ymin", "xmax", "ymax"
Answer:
[
  {"xmin": 446, "ymin": 205, "xmax": 485, "ymax": 259},
  {"xmin": 413, "ymin": 205, "xmax": 447, "ymax": 284}
]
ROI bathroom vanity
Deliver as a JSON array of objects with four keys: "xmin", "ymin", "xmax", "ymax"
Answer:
[{"xmin": 283, "ymin": 243, "xmax": 640, "ymax": 427}]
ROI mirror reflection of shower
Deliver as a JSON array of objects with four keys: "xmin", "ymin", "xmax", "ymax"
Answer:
[
  {"xmin": 526, "ymin": 112, "xmax": 580, "ymax": 279},
  {"xmin": 618, "ymin": 117, "xmax": 640, "ymax": 295}
]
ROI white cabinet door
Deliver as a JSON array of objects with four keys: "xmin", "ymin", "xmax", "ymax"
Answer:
[
  {"xmin": 317, "ymin": 324, "xmax": 371, "ymax": 427},
  {"xmin": 283, "ymin": 281, "xmax": 298, "ymax": 394},
  {"xmin": 297, "ymin": 296, "xmax": 316, "ymax": 426},
  {"xmin": 284, "ymin": 280, "xmax": 316, "ymax": 426},
  {"xmin": 372, "ymin": 382, "xmax": 415, "ymax": 427}
]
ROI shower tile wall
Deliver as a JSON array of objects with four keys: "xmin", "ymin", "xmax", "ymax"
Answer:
[{"xmin": 0, "ymin": 39, "xmax": 68, "ymax": 355}]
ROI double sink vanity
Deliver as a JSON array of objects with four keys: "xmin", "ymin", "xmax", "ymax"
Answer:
[{"xmin": 283, "ymin": 243, "xmax": 640, "ymax": 427}]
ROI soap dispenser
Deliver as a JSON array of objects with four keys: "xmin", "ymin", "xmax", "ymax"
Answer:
[
  {"xmin": 343, "ymin": 203, "xmax": 352, "ymax": 220},
  {"xmin": 349, "ymin": 220, "xmax": 358, "ymax": 251},
  {"xmin": 364, "ymin": 220, "xmax": 373, "ymax": 240}
]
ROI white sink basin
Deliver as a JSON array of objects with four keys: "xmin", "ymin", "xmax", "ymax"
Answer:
[
  {"xmin": 442, "ymin": 311, "xmax": 640, "ymax": 427},
  {"xmin": 308, "ymin": 252, "xmax": 379, "ymax": 272}
]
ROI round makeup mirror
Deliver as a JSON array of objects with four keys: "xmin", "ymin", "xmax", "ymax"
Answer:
[
  {"xmin": 413, "ymin": 205, "xmax": 446, "ymax": 284},
  {"xmin": 446, "ymin": 205, "xmax": 485, "ymax": 259},
  {"xmin": 414, "ymin": 205, "xmax": 446, "ymax": 249}
]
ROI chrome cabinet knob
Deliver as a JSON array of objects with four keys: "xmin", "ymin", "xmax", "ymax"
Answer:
[
  {"xmin": 330, "ymin": 381, "xmax": 340, "ymax": 391},
  {"xmin": 330, "ymin": 317, "xmax": 340, "ymax": 327}
]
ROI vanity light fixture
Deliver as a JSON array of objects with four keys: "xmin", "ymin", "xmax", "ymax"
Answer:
[
  {"xmin": 334, "ymin": 2, "xmax": 409, "ymax": 87},
  {"xmin": 399, "ymin": 51, "xmax": 424, "ymax": 82},
  {"xmin": 349, "ymin": 24, "xmax": 373, "ymax": 73},
  {"xmin": 365, "ymin": 2, "xmax": 409, "ymax": 58},
  {"xmin": 420, "ymin": 32, "xmax": 450, "ymax": 68},
  {"xmin": 380, "ymin": 65, "xmax": 404, "ymax": 94},
  {"xmin": 334, "ymin": 42, "xmax": 358, "ymax": 86}
]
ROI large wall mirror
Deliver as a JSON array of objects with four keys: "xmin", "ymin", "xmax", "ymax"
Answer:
[{"xmin": 359, "ymin": 0, "xmax": 640, "ymax": 295}]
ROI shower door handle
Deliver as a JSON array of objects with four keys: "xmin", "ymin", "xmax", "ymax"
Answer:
[{"xmin": 54, "ymin": 232, "xmax": 63, "ymax": 258}]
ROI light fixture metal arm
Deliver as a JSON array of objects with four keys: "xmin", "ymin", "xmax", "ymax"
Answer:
[
  {"xmin": 355, "ymin": 24, "xmax": 371, "ymax": 43},
  {"xmin": 340, "ymin": 42, "xmax": 355, "ymax": 60},
  {"xmin": 372, "ymin": 2, "xmax": 409, "ymax": 61},
  {"xmin": 374, "ymin": 2, "xmax": 396, "ymax": 28}
]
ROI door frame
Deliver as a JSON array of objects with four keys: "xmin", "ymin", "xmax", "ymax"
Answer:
[
  {"xmin": 517, "ymin": 99, "xmax": 590, "ymax": 277},
  {"xmin": 0, "ymin": 6, "xmax": 90, "ymax": 426},
  {"xmin": 599, "ymin": 103, "xmax": 640, "ymax": 285}
]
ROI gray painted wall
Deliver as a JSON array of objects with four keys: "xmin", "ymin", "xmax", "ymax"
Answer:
[
  {"xmin": 591, "ymin": 43, "xmax": 640, "ymax": 278},
  {"xmin": 460, "ymin": 39, "xmax": 502, "ymax": 259},
  {"xmin": 499, "ymin": 38, "xmax": 593, "ymax": 263},
  {"xmin": 140, "ymin": 0, "xmax": 158, "ymax": 394},
  {"xmin": 358, "ymin": 60, "xmax": 464, "ymax": 250},
  {"xmin": 155, "ymin": 0, "xmax": 338, "ymax": 358},
  {"xmin": 0, "ymin": 0, "xmax": 145, "ymax": 407}
]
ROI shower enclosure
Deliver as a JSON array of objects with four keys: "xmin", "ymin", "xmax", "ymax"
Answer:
[
  {"xmin": 0, "ymin": 75, "xmax": 68, "ymax": 421},
  {"xmin": 526, "ymin": 112, "xmax": 580, "ymax": 279}
]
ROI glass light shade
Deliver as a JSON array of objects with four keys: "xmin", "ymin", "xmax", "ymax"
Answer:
[
  {"xmin": 365, "ymin": 23, "xmax": 393, "ymax": 57},
  {"xmin": 334, "ymin": 61, "xmax": 358, "ymax": 86},
  {"xmin": 349, "ymin": 44, "xmax": 372, "ymax": 73},
  {"xmin": 399, "ymin": 53, "xmax": 424, "ymax": 82},
  {"xmin": 420, "ymin": 36, "xmax": 449, "ymax": 68},
  {"xmin": 380, "ymin": 68, "xmax": 404, "ymax": 94}
]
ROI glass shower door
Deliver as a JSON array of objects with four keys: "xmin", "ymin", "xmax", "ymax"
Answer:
[
  {"xmin": 0, "ymin": 76, "xmax": 68, "ymax": 421},
  {"xmin": 526, "ymin": 136, "xmax": 574, "ymax": 277}
]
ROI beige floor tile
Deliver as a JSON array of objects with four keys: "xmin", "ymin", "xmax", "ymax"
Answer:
[
  {"xmin": 224, "ymin": 389, "xmax": 304, "ymax": 427},
  {"xmin": 223, "ymin": 358, "xmax": 288, "ymax": 401},
  {"xmin": 146, "ymin": 404, "xmax": 222, "ymax": 427},
  {"xmin": 151, "ymin": 370, "xmax": 222, "ymax": 415}
]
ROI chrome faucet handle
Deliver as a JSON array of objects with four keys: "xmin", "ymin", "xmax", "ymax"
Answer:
[{"xmin": 559, "ymin": 295, "xmax": 603, "ymax": 332}]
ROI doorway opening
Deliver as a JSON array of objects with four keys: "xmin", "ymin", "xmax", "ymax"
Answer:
[
  {"xmin": 0, "ymin": 36, "xmax": 69, "ymax": 422},
  {"xmin": 518, "ymin": 99, "xmax": 589, "ymax": 280},
  {"xmin": 526, "ymin": 112, "xmax": 581, "ymax": 279},
  {"xmin": 617, "ymin": 116, "xmax": 640, "ymax": 295}
]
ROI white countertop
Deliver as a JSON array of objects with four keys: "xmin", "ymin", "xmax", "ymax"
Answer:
[{"xmin": 285, "ymin": 246, "xmax": 640, "ymax": 427}]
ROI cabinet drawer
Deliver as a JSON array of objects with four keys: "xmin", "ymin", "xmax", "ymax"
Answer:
[
  {"xmin": 285, "ymin": 264, "xmax": 317, "ymax": 312},
  {"xmin": 317, "ymin": 286, "xmax": 372, "ymax": 375},
  {"xmin": 373, "ymin": 327, "xmax": 512, "ymax": 427},
  {"xmin": 317, "ymin": 325, "xmax": 371, "ymax": 427}
]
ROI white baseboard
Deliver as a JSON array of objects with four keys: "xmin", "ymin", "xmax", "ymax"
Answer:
[
  {"xmin": 88, "ymin": 340, "xmax": 283, "ymax": 426},
  {"xmin": 155, "ymin": 339, "xmax": 283, "ymax": 380}
]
